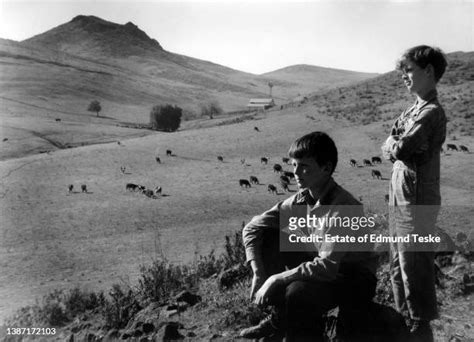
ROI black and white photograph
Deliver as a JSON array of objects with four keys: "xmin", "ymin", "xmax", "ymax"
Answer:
[{"xmin": 0, "ymin": 0, "xmax": 473, "ymax": 340}]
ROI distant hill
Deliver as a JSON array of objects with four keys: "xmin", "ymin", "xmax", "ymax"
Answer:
[
  {"xmin": 294, "ymin": 51, "xmax": 474, "ymax": 137},
  {"xmin": 0, "ymin": 15, "xmax": 377, "ymax": 124},
  {"xmin": 263, "ymin": 64, "xmax": 377, "ymax": 98}
]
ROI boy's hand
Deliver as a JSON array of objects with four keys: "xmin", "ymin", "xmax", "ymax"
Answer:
[{"xmin": 253, "ymin": 275, "xmax": 283, "ymax": 306}]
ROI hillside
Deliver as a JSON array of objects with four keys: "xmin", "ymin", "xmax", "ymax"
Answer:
[
  {"xmin": 263, "ymin": 64, "xmax": 377, "ymax": 99},
  {"xmin": 288, "ymin": 51, "xmax": 474, "ymax": 137}
]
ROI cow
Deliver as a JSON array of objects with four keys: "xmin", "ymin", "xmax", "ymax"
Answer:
[
  {"xmin": 68, "ymin": 184, "xmax": 74, "ymax": 193},
  {"xmin": 81, "ymin": 184, "xmax": 87, "ymax": 193},
  {"xmin": 446, "ymin": 144, "xmax": 458, "ymax": 151},
  {"xmin": 155, "ymin": 157, "xmax": 161, "ymax": 163},
  {"xmin": 350, "ymin": 159, "xmax": 357, "ymax": 167},
  {"xmin": 55, "ymin": 118, "xmax": 61, "ymax": 122},
  {"xmin": 273, "ymin": 164, "xmax": 283, "ymax": 173},
  {"xmin": 240, "ymin": 158, "xmax": 246, "ymax": 165},
  {"xmin": 137, "ymin": 185, "xmax": 146, "ymax": 192},
  {"xmin": 372, "ymin": 156, "xmax": 382, "ymax": 164},
  {"xmin": 281, "ymin": 182, "xmax": 290, "ymax": 192},
  {"xmin": 239, "ymin": 179, "xmax": 251, "ymax": 188},
  {"xmin": 371, "ymin": 170, "xmax": 382, "ymax": 179},
  {"xmin": 166, "ymin": 149, "xmax": 173, "ymax": 156},
  {"xmin": 154, "ymin": 186, "xmax": 162, "ymax": 195},
  {"xmin": 143, "ymin": 189, "xmax": 156, "ymax": 198},
  {"xmin": 280, "ymin": 175, "xmax": 291, "ymax": 185},
  {"xmin": 261, "ymin": 157, "xmax": 269, "ymax": 164},
  {"xmin": 126, "ymin": 183, "xmax": 139, "ymax": 191},
  {"xmin": 120, "ymin": 166, "xmax": 126, "ymax": 174},
  {"xmin": 250, "ymin": 176, "xmax": 259, "ymax": 185},
  {"xmin": 117, "ymin": 141, "xmax": 121, "ymax": 145},
  {"xmin": 267, "ymin": 184, "xmax": 277, "ymax": 194},
  {"xmin": 460, "ymin": 145, "xmax": 469, "ymax": 153},
  {"xmin": 282, "ymin": 157, "xmax": 290, "ymax": 165},
  {"xmin": 254, "ymin": 126, "xmax": 260, "ymax": 132},
  {"xmin": 363, "ymin": 159, "xmax": 373, "ymax": 167},
  {"xmin": 2, "ymin": 138, "xmax": 8, "ymax": 142},
  {"xmin": 283, "ymin": 171, "xmax": 295, "ymax": 179},
  {"xmin": 217, "ymin": 156, "xmax": 224, "ymax": 162}
]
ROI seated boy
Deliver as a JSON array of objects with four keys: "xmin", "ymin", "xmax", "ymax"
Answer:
[{"xmin": 241, "ymin": 131, "xmax": 377, "ymax": 341}]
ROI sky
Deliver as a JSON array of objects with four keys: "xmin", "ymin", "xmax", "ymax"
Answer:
[{"xmin": 0, "ymin": 0, "xmax": 472, "ymax": 74}]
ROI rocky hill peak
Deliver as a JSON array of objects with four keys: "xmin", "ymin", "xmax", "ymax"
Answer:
[{"xmin": 24, "ymin": 15, "xmax": 163, "ymax": 57}]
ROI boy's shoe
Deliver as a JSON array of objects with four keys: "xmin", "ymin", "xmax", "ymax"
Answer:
[
  {"xmin": 239, "ymin": 314, "xmax": 283, "ymax": 339},
  {"xmin": 410, "ymin": 320, "xmax": 434, "ymax": 342}
]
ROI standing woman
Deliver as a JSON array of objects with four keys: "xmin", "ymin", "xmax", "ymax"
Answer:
[{"xmin": 382, "ymin": 45, "xmax": 447, "ymax": 342}]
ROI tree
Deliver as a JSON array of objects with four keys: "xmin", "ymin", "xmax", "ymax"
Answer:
[
  {"xmin": 200, "ymin": 101, "xmax": 223, "ymax": 119},
  {"xmin": 88, "ymin": 100, "xmax": 102, "ymax": 117},
  {"xmin": 149, "ymin": 104, "xmax": 182, "ymax": 132}
]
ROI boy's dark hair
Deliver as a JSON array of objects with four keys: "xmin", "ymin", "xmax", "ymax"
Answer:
[
  {"xmin": 396, "ymin": 45, "xmax": 448, "ymax": 82},
  {"xmin": 288, "ymin": 131, "xmax": 338, "ymax": 174}
]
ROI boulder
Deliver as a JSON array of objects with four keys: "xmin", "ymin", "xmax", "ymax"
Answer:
[{"xmin": 155, "ymin": 322, "xmax": 184, "ymax": 341}]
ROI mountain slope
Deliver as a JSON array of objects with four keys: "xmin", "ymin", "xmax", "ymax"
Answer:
[
  {"xmin": 263, "ymin": 64, "xmax": 378, "ymax": 96},
  {"xmin": 294, "ymin": 51, "xmax": 474, "ymax": 137},
  {"xmin": 0, "ymin": 15, "xmax": 378, "ymax": 120}
]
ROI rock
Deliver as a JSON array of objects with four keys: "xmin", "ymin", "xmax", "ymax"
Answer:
[
  {"xmin": 124, "ymin": 302, "xmax": 160, "ymax": 332},
  {"xmin": 142, "ymin": 323, "xmax": 155, "ymax": 334},
  {"xmin": 175, "ymin": 291, "xmax": 201, "ymax": 306},
  {"xmin": 163, "ymin": 309, "xmax": 178, "ymax": 318},
  {"xmin": 155, "ymin": 322, "xmax": 184, "ymax": 341}
]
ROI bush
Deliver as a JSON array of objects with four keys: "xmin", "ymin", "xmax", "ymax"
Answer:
[
  {"xmin": 222, "ymin": 231, "xmax": 247, "ymax": 268},
  {"xmin": 138, "ymin": 260, "xmax": 196, "ymax": 304},
  {"xmin": 149, "ymin": 104, "xmax": 182, "ymax": 132},
  {"xmin": 102, "ymin": 284, "xmax": 141, "ymax": 329}
]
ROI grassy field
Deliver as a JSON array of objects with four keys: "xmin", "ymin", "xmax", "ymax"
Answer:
[{"xmin": 0, "ymin": 98, "xmax": 473, "ymax": 324}]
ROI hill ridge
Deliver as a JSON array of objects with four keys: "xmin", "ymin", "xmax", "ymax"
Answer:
[{"xmin": 23, "ymin": 15, "xmax": 163, "ymax": 57}]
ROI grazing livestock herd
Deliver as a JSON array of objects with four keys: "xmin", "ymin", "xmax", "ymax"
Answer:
[
  {"xmin": 446, "ymin": 143, "xmax": 470, "ymax": 153},
  {"xmin": 64, "ymin": 139, "xmax": 469, "ymax": 206},
  {"xmin": 347, "ymin": 142, "xmax": 470, "ymax": 204},
  {"xmin": 234, "ymin": 156, "xmax": 298, "ymax": 195},
  {"xmin": 126, "ymin": 183, "xmax": 162, "ymax": 199}
]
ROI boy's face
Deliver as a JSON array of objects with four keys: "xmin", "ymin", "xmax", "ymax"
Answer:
[
  {"xmin": 291, "ymin": 156, "xmax": 331, "ymax": 191},
  {"xmin": 400, "ymin": 59, "xmax": 434, "ymax": 95}
]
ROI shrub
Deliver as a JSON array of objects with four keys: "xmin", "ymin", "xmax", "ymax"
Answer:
[
  {"xmin": 193, "ymin": 250, "xmax": 223, "ymax": 279},
  {"xmin": 222, "ymin": 231, "xmax": 247, "ymax": 268},
  {"xmin": 149, "ymin": 104, "xmax": 182, "ymax": 132},
  {"xmin": 138, "ymin": 260, "xmax": 196, "ymax": 303},
  {"xmin": 102, "ymin": 284, "xmax": 141, "ymax": 329}
]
